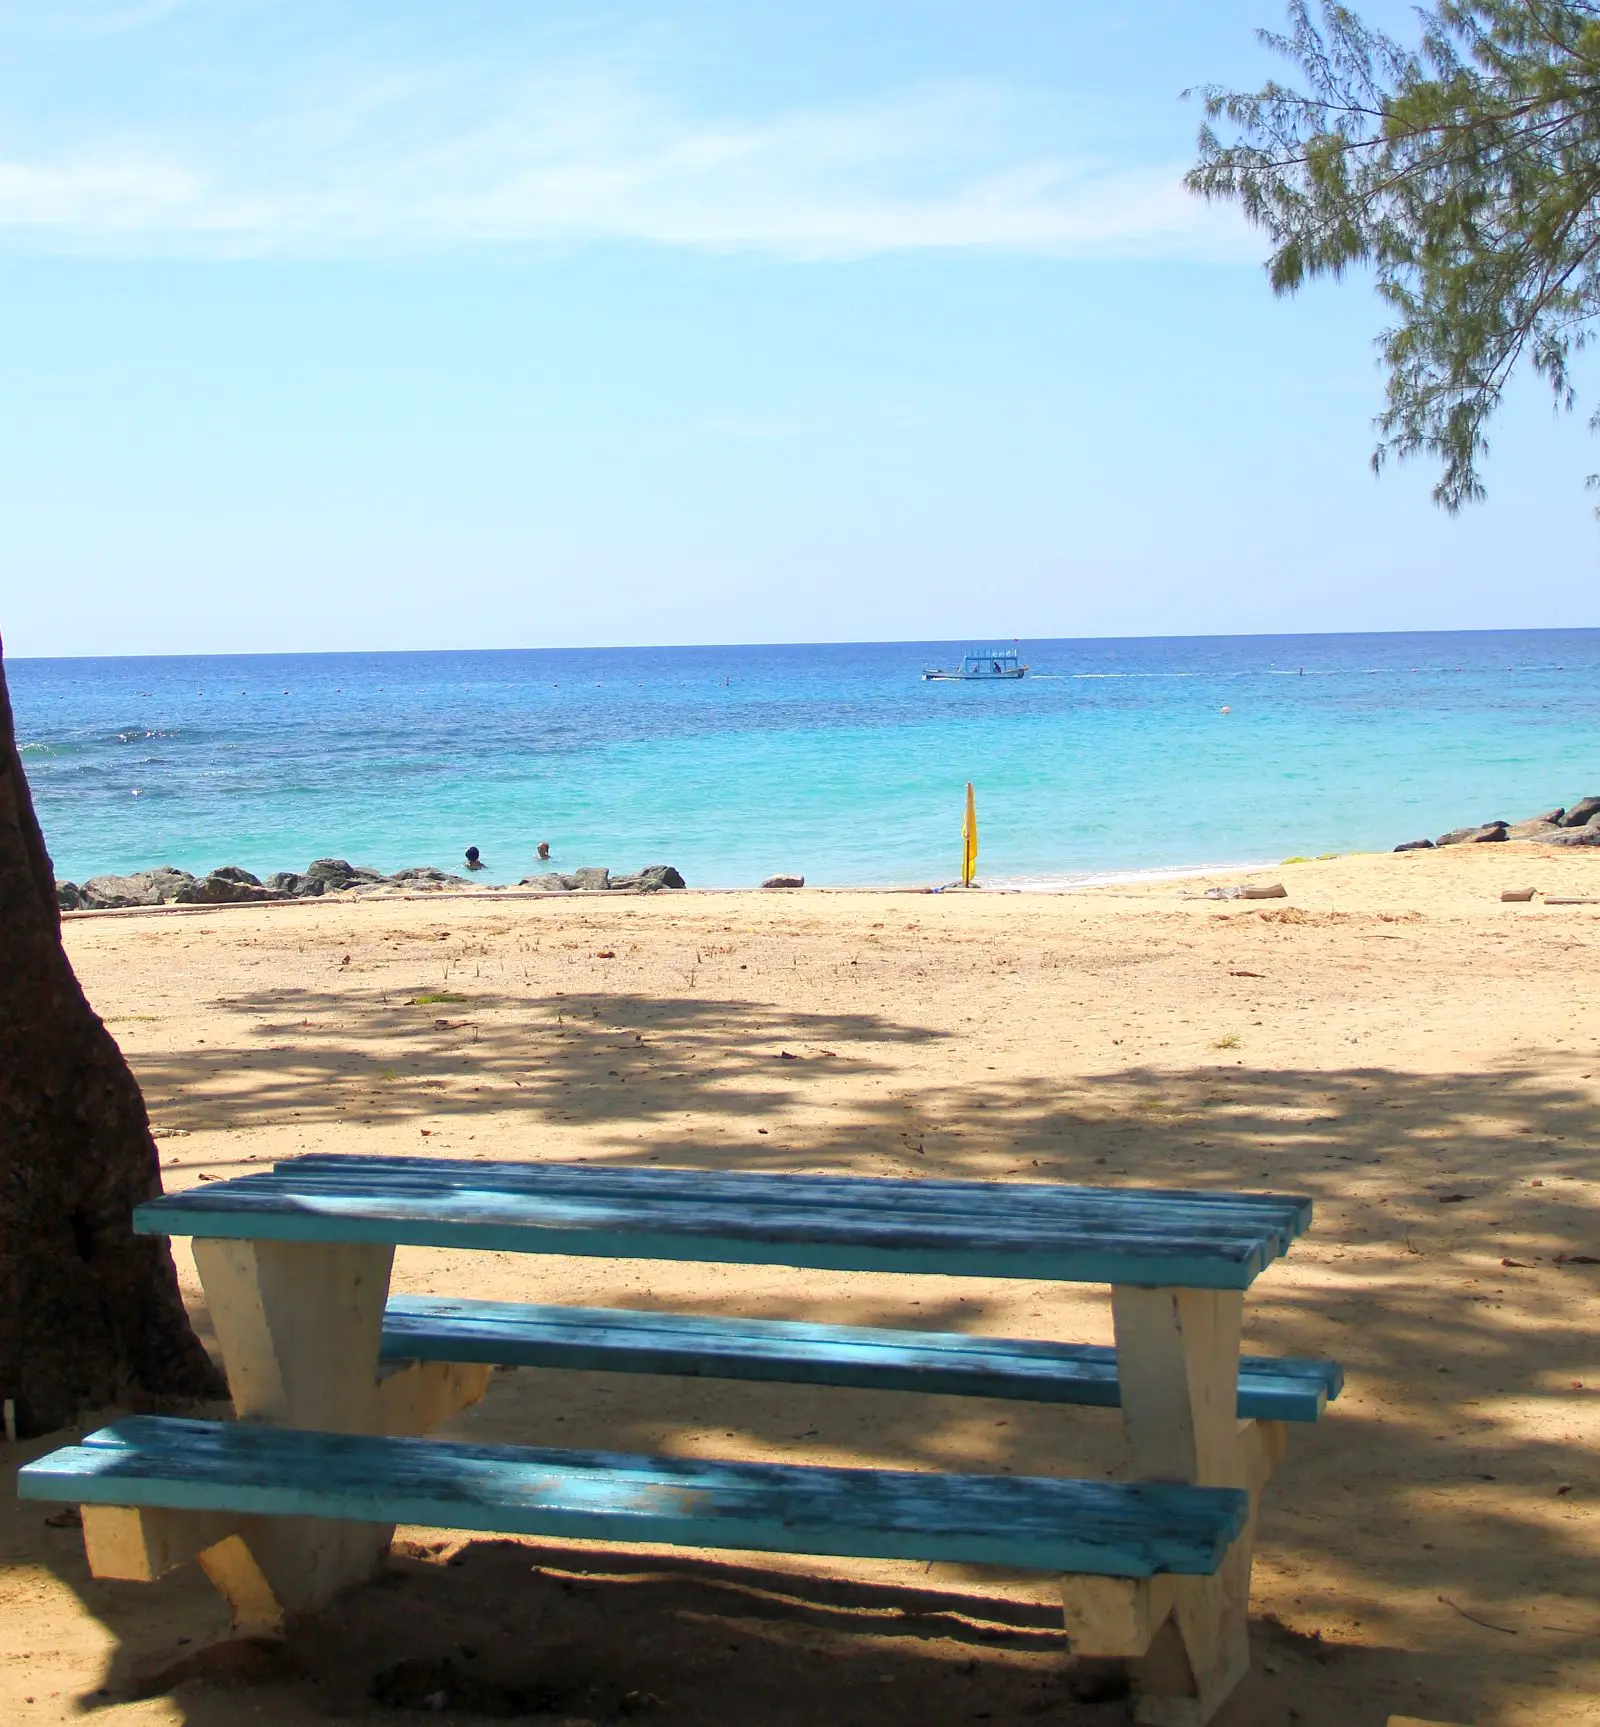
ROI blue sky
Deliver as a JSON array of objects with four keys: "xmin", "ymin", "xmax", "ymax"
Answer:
[{"xmin": 3, "ymin": 0, "xmax": 1596, "ymax": 657}]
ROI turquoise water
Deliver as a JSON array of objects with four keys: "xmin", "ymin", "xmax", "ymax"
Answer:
[{"xmin": 9, "ymin": 632, "xmax": 1600, "ymax": 889}]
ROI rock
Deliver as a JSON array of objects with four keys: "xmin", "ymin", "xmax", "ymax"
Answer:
[
  {"xmin": 1437, "ymin": 821, "xmax": 1509, "ymax": 846},
  {"xmin": 264, "ymin": 871, "xmax": 321, "ymax": 897},
  {"xmin": 1560, "ymin": 796, "xmax": 1600, "ymax": 828},
  {"xmin": 174, "ymin": 873, "xmax": 285, "ymax": 904},
  {"xmin": 387, "ymin": 867, "xmax": 468, "ymax": 888},
  {"xmin": 302, "ymin": 858, "xmax": 384, "ymax": 892},
  {"xmin": 1202, "ymin": 882, "xmax": 1287, "ymax": 901},
  {"xmin": 1394, "ymin": 839, "xmax": 1435, "ymax": 852},
  {"xmin": 1501, "ymin": 887, "xmax": 1537, "ymax": 902},
  {"xmin": 56, "ymin": 881, "xmax": 86, "ymax": 911},
  {"xmin": 79, "ymin": 867, "xmax": 196, "ymax": 909},
  {"xmin": 634, "ymin": 864, "xmax": 685, "ymax": 891},
  {"xmin": 761, "ymin": 874, "xmax": 806, "ymax": 889},
  {"xmin": 1532, "ymin": 807, "xmax": 1566, "ymax": 826},
  {"xmin": 209, "ymin": 865, "xmax": 262, "ymax": 887},
  {"xmin": 1506, "ymin": 818, "xmax": 1562, "ymax": 839},
  {"xmin": 521, "ymin": 872, "xmax": 575, "ymax": 891},
  {"xmin": 1536, "ymin": 823, "xmax": 1600, "ymax": 847},
  {"xmin": 573, "ymin": 867, "xmax": 611, "ymax": 892}
]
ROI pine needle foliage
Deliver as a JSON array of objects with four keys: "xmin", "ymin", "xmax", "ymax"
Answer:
[{"xmin": 1189, "ymin": 1, "xmax": 1600, "ymax": 509}]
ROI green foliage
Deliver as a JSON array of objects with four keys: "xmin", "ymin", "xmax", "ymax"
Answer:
[{"xmin": 1189, "ymin": 1, "xmax": 1600, "ymax": 509}]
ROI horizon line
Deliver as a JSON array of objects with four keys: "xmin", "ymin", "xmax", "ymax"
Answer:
[{"xmin": 8, "ymin": 622, "xmax": 1600, "ymax": 664}]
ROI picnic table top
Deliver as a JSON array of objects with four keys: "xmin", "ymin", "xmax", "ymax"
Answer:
[{"xmin": 135, "ymin": 1155, "xmax": 1311, "ymax": 1290}]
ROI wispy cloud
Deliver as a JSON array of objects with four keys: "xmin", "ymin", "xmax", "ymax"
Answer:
[{"xmin": 0, "ymin": 66, "xmax": 1250, "ymax": 262}]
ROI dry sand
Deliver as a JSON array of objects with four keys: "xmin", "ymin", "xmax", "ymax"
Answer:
[{"xmin": 3, "ymin": 843, "xmax": 1598, "ymax": 1727}]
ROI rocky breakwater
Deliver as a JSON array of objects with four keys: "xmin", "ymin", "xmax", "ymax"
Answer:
[
  {"xmin": 1394, "ymin": 796, "xmax": 1600, "ymax": 852},
  {"xmin": 519, "ymin": 865, "xmax": 686, "ymax": 893},
  {"xmin": 58, "ymin": 857, "xmax": 691, "ymax": 910},
  {"xmin": 58, "ymin": 857, "xmax": 471, "ymax": 911}
]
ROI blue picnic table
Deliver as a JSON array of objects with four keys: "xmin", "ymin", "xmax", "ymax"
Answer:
[{"xmin": 21, "ymin": 1156, "xmax": 1340, "ymax": 1727}]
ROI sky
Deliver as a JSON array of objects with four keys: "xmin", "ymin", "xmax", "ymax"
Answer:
[{"xmin": 2, "ymin": 0, "xmax": 1597, "ymax": 659}]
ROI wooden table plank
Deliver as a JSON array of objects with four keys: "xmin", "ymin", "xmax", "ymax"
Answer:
[{"xmin": 135, "ymin": 1158, "xmax": 1310, "ymax": 1290}]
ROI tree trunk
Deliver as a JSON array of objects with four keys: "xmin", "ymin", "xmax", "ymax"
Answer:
[{"xmin": 0, "ymin": 636, "xmax": 224, "ymax": 1436}]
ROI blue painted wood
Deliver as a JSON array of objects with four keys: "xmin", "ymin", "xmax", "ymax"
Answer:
[
  {"xmin": 380, "ymin": 1297, "xmax": 1344, "ymax": 1422},
  {"xmin": 19, "ymin": 1417, "xmax": 1249, "ymax": 1579},
  {"xmin": 134, "ymin": 1157, "xmax": 1313, "ymax": 1290}
]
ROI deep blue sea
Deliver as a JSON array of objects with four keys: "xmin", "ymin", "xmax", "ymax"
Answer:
[{"xmin": 9, "ymin": 632, "xmax": 1600, "ymax": 890}]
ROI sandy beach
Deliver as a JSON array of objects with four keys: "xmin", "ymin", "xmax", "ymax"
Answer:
[{"xmin": 4, "ymin": 842, "xmax": 1598, "ymax": 1726}]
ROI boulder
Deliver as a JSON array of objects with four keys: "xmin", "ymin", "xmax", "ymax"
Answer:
[
  {"xmin": 387, "ymin": 866, "xmax": 468, "ymax": 888},
  {"xmin": 1436, "ymin": 821, "xmax": 1509, "ymax": 846},
  {"xmin": 762, "ymin": 874, "xmax": 806, "ymax": 889},
  {"xmin": 1394, "ymin": 839, "xmax": 1435, "ymax": 852},
  {"xmin": 1536, "ymin": 822, "xmax": 1600, "ymax": 847},
  {"xmin": 302, "ymin": 858, "xmax": 384, "ymax": 892},
  {"xmin": 56, "ymin": 881, "xmax": 86, "ymax": 911},
  {"xmin": 265, "ymin": 871, "xmax": 322, "ymax": 897},
  {"xmin": 1560, "ymin": 796, "xmax": 1600, "ymax": 828},
  {"xmin": 573, "ymin": 867, "xmax": 611, "ymax": 892},
  {"xmin": 1531, "ymin": 807, "xmax": 1566, "ymax": 826},
  {"xmin": 174, "ymin": 873, "xmax": 285, "ymax": 904},
  {"xmin": 520, "ymin": 872, "xmax": 575, "ymax": 891},
  {"xmin": 79, "ymin": 867, "xmax": 196, "ymax": 909},
  {"xmin": 634, "ymin": 864, "xmax": 686, "ymax": 891},
  {"xmin": 1506, "ymin": 817, "xmax": 1562, "ymax": 839},
  {"xmin": 209, "ymin": 865, "xmax": 262, "ymax": 887}
]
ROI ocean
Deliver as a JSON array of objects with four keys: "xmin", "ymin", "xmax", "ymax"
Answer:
[{"xmin": 9, "ymin": 632, "xmax": 1600, "ymax": 891}]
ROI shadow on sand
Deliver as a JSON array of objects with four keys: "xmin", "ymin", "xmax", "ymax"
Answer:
[{"xmin": 9, "ymin": 986, "xmax": 1594, "ymax": 1725}]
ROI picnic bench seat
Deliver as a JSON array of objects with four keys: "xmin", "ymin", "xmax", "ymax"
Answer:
[
  {"xmin": 20, "ymin": 1415, "xmax": 1250, "ymax": 1579},
  {"xmin": 380, "ymin": 1296, "xmax": 1344, "ymax": 1423}
]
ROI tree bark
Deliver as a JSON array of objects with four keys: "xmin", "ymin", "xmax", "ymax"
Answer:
[{"xmin": 0, "ymin": 636, "xmax": 224, "ymax": 1436}]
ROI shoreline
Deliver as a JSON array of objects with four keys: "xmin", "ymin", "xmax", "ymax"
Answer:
[
  {"xmin": 53, "ymin": 791, "xmax": 1598, "ymax": 911},
  {"xmin": 54, "ymin": 836, "xmax": 1599, "ymax": 922},
  {"xmin": 55, "ymin": 855, "xmax": 1312, "ymax": 919}
]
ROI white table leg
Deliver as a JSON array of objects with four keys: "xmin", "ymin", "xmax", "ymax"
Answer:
[
  {"xmin": 79, "ymin": 1237, "xmax": 493, "ymax": 1629},
  {"xmin": 186, "ymin": 1237, "xmax": 399, "ymax": 1628},
  {"xmin": 81, "ymin": 1234, "xmax": 492, "ymax": 1633},
  {"xmin": 1110, "ymin": 1286, "xmax": 1252, "ymax": 1727}
]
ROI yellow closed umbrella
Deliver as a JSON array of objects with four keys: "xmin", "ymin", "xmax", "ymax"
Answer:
[{"xmin": 961, "ymin": 782, "xmax": 978, "ymax": 887}]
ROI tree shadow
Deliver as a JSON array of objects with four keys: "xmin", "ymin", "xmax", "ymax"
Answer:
[
  {"xmin": 131, "ymin": 986, "xmax": 940, "ymax": 1142},
  {"xmin": 10, "ymin": 988, "xmax": 1596, "ymax": 1725}
]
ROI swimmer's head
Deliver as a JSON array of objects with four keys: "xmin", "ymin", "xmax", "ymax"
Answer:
[{"xmin": 465, "ymin": 845, "xmax": 481, "ymax": 865}]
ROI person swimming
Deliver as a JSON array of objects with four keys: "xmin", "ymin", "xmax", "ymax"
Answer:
[
  {"xmin": 464, "ymin": 846, "xmax": 485, "ymax": 870},
  {"xmin": 536, "ymin": 841, "xmax": 551, "ymax": 861}
]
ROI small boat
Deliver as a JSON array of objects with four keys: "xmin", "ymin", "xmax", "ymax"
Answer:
[{"xmin": 923, "ymin": 645, "xmax": 1028, "ymax": 681}]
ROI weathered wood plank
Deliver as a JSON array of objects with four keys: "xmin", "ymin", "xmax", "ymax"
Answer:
[
  {"xmin": 136, "ymin": 1160, "xmax": 1312, "ymax": 1290},
  {"xmin": 378, "ymin": 1297, "xmax": 1342, "ymax": 1422},
  {"xmin": 280, "ymin": 1156, "xmax": 1313, "ymax": 1241},
  {"xmin": 21, "ymin": 1417, "xmax": 1249, "ymax": 1580}
]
